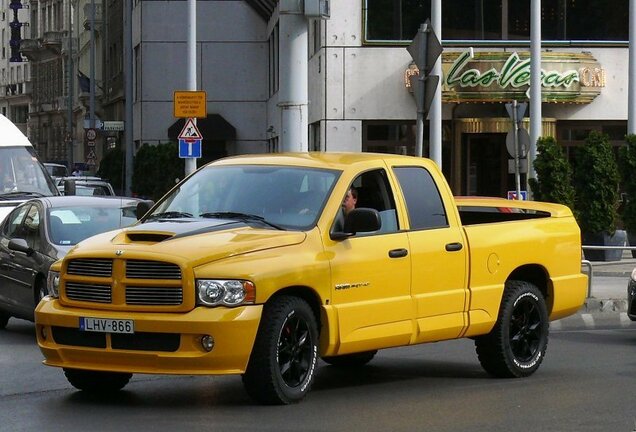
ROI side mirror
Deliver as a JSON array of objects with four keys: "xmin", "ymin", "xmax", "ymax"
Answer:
[
  {"xmin": 330, "ymin": 208, "xmax": 381, "ymax": 240},
  {"xmin": 136, "ymin": 200, "xmax": 154, "ymax": 220},
  {"xmin": 8, "ymin": 238, "xmax": 33, "ymax": 256},
  {"xmin": 64, "ymin": 179, "xmax": 76, "ymax": 196}
]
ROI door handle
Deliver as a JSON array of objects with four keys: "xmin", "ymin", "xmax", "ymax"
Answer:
[
  {"xmin": 445, "ymin": 242, "xmax": 463, "ymax": 252},
  {"xmin": 388, "ymin": 248, "xmax": 408, "ymax": 258}
]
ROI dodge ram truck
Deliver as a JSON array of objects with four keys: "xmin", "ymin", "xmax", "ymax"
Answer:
[{"xmin": 35, "ymin": 153, "xmax": 587, "ymax": 404}]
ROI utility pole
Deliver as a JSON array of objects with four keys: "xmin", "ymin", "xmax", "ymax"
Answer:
[
  {"xmin": 185, "ymin": 0, "xmax": 197, "ymax": 176},
  {"xmin": 529, "ymin": 0, "xmax": 542, "ymax": 197},
  {"xmin": 124, "ymin": 0, "xmax": 133, "ymax": 195},
  {"xmin": 66, "ymin": 0, "xmax": 73, "ymax": 170}
]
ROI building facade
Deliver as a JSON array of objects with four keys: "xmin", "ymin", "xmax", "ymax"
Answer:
[{"xmin": 4, "ymin": 0, "xmax": 629, "ymax": 197}]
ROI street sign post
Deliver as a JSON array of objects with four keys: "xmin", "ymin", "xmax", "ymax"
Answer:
[
  {"xmin": 407, "ymin": 19, "xmax": 443, "ymax": 157},
  {"xmin": 505, "ymin": 100, "xmax": 528, "ymax": 200}
]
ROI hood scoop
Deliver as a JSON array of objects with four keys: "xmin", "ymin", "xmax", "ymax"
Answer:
[{"xmin": 126, "ymin": 232, "xmax": 174, "ymax": 243}]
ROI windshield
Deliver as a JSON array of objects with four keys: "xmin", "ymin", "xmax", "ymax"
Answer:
[
  {"xmin": 48, "ymin": 204, "xmax": 138, "ymax": 246},
  {"xmin": 0, "ymin": 147, "xmax": 59, "ymax": 198},
  {"xmin": 148, "ymin": 165, "xmax": 340, "ymax": 230}
]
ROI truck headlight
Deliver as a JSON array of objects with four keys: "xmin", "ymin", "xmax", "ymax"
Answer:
[
  {"xmin": 196, "ymin": 279, "xmax": 255, "ymax": 307},
  {"xmin": 47, "ymin": 270, "xmax": 60, "ymax": 298}
]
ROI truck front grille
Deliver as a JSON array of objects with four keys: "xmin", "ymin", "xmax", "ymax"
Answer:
[
  {"xmin": 66, "ymin": 282, "xmax": 112, "ymax": 303},
  {"xmin": 126, "ymin": 286, "xmax": 183, "ymax": 305},
  {"xmin": 126, "ymin": 260, "xmax": 181, "ymax": 279},
  {"xmin": 51, "ymin": 326, "xmax": 180, "ymax": 352},
  {"xmin": 62, "ymin": 258, "xmax": 185, "ymax": 309},
  {"xmin": 67, "ymin": 259, "xmax": 113, "ymax": 277}
]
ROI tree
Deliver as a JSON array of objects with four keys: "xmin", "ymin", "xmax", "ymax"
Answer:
[
  {"xmin": 528, "ymin": 136, "xmax": 575, "ymax": 210},
  {"xmin": 573, "ymin": 130, "xmax": 619, "ymax": 235},
  {"xmin": 132, "ymin": 142, "xmax": 184, "ymax": 200}
]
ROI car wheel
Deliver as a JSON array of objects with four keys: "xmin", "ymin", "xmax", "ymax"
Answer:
[
  {"xmin": 322, "ymin": 350, "xmax": 377, "ymax": 367},
  {"xmin": 0, "ymin": 311, "xmax": 9, "ymax": 329},
  {"xmin": 63, "ymin": 368, "xmax": 132, "ymax": 392},
  {"xmin": 242, "ymin": 296, "xmax": 319, "ymax": 405},
  {"xmin": 475, "ymin": 280, "xmax": 549, "ymax": 378}
]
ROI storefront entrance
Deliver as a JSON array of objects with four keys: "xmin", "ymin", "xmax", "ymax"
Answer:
[{"xmin": 462, "ymin": 133, "xmax": 511, "ymax": 197}]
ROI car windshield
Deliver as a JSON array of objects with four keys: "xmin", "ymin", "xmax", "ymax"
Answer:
[
  {"xmin": 48, "ymin": 204, "xmax": 138, "ymax": 246},
  {"xmin": 148, "ymin": 165, "xmax": 340, "ymax": 230},
  {"xmin": 0, "ymin": 147, "xmax": 58, "ymax": 198}
]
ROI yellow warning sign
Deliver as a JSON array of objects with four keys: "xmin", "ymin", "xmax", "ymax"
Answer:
[{"xmin": 173, "ymin": 91, "xmax": 207, "ymax": 118}]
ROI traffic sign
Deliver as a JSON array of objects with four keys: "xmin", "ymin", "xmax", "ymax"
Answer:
[
  {"xmin": 507, "ymin": 190, "xmax": 528, "ymax": 200},
  {"xmin": 174, "ymin": 91, "xmax": 207, "ymax": 118},
  {"xmin": 103, "ymin": 121, "xmax": 125, "ymax": 131},
  {"xmin": 407, "ymin": 19, "xmax": 442, "ymax": 75},
  {"xmin": 85, "ymin": 128, "xmax": 97, "ymax": 141},
  {"xmin": 505, "ymin": 102, "xmax": 528, "ymax": 122},
  {"xmin": 179, "ymin": 139, "xmax": 202, "ymax": 158},
  {"xmin": 178, "ymin": 118, "xmax": 203, "ymax": 140},
  {"xmin": 506, "ymin": 128, "xmax": 530, "ymax": 158}
]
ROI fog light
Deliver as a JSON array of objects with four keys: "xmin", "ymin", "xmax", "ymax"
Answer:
[{"xmin": 201, "ymin": 335, "xmax": 215, "ymax": 352}]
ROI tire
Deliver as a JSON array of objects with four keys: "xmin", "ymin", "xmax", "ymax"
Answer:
[
  {"xmin": 322, "ymin": 350, "xmax": 377, "ymax": 367},
  {"xmin": 242, "ymin": 296, "xmax": 319, "ymax": 405},
  {"xmin": 0, "ymin": 311, "xmax": 9, "ymax": 330},
  {"xmin": 64, "ymin": 368, "xmax": 132, "ymax": 393},
  {"xmin": 475, "ymin": 280, "xmax": 549, "ymax": 378}
]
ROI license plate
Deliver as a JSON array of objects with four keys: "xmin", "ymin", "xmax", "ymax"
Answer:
[{"xmin": 79, "ymin": 317, "xmax": 135, "ymax": 334}]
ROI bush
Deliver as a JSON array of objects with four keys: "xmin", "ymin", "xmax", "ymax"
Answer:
[
  {"xmin": 573, "ymin": 131, "xmax": 619, "ymax": 234},
  {"xmin": 132, "ymin": 142, "xmax": 185, "ymax": 201},
  {"xmin": 619, "ymin": 134, "xmax": 636, "ymax": 232},
  {"xmin": 528, "ymin": 136, "xmax": 575, "ymax": 210},
  {"xmin": 96, "ymin": 147, "xmax": 124, "ymax": 195}
]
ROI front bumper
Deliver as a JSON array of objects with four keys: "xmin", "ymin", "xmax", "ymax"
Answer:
[{"xmin": 35, "ymin": 297, "xmax": 262, "ymax": 375}]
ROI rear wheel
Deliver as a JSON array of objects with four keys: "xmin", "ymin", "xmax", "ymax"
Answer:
[
  {"xmin": 242, "ymin": 296, "xmax": 319, "ymax": 405},
  {"xmin": 322, "ymin": 350, "xmax": 377, "ymax": 367},
  {"xmin": 64, "ymin": 368, "xmax": 132, "ymax": 392},
  {"xmin": 475, "ymin": 280, "xmax": 549, "ymax": 378}
]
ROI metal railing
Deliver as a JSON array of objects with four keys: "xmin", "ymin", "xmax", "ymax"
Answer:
[{"xmin": 581, "ymin": 245, "xmax": 636, "ymax": 298}]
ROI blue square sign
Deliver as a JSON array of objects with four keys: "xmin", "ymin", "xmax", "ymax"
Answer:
[{"xmin": 179, "ymin": 139, "xmax": 202, "ymax": 158}]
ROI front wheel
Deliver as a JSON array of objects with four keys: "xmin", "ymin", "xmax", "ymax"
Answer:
[
  {"xmin": 242, "ymin": 296, "xmax": 319, "ymax": 405},
  {"xmin": 475, "ymin": 280, "xmax": 549, "ymax": 378},
  {"xmin": 64, "ymin": 368, "xmax": 132, "ymax": 393}
]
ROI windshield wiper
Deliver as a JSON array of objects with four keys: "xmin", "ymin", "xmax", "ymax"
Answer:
[
  {"xmin": 200, "ymin": 212, "xmax": 284, "ymax": 230},
  {"xmin": 0, "ymin": 191, "xmax": 47, "ymax": 200},
  {"xmin": 146, "ymin": 211, "xmax": 194, "ymax": 221}
]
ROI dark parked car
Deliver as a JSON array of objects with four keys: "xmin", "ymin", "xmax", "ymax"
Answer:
[
  {"xmin": 628, "ymin": 269, "xmax": 636, "ymax": 321},
  {"xmin": 0, "ymin": 196, "xmax": 142, "ymax": 328}
]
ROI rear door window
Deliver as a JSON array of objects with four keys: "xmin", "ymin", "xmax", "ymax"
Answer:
[{"xmin": 393, "ymin": 166, "xmax": 448, "ymax": 230}]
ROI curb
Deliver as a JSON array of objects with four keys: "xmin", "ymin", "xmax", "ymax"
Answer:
[{"xmin": 551, "ymin": 298, "xmax": 634, "ymax": 331}]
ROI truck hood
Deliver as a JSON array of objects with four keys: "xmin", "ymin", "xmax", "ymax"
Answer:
[{"xmin": 70, "ymin": 219, "xmax": 307, "ymax": 265}]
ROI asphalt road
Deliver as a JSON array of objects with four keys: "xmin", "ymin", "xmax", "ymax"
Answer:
[{"xmin": 1, "ymin": 319, "xmax": 635, "ymax": 432}]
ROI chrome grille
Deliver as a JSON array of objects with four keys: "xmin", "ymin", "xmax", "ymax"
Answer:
[
  {"xmin": 126, "ymin": 286, "xmax": 183, "ymax": 305},
  {"xmin": 67, "ymin": 259, "xmax": 113, "ymax": 277},
  {"xmin": 66, "ymin": 282, "xmax": 112, "ymax": 303},
  {"xmin": 126, "ymin": 260, "xmax": 181, "ymax": 280}
]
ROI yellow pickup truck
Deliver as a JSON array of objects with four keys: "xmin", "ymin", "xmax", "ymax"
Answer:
[{"xmin": 35, "ymin": 153, "xmax": 587, "ymax": 404}]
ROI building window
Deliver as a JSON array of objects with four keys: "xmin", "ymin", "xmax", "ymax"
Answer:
[
  {"xmin": 362, "ymin": 121, "xmax": 418, "ymax": 156},
  {"xmin": 364, "ymin": 0, "xmax": 628, "ymax": 43}
]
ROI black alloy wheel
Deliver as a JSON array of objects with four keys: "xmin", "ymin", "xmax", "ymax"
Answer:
[
  {"xmin": 242, "ymin": 296, "xmax": 319, "ymax": 405},
  {"xmin": 475, "ymin": 280, "xmax": 549, "ymax": 378}
]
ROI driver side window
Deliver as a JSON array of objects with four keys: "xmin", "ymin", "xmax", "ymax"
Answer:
[{"xmin": 332, "ymin": 169, "xmax": 400, "ymax": 235}]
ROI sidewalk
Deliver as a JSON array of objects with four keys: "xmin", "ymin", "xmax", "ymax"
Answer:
[{"xmin": 551, "ymin": 251, "xmax": 635, "ymax": 330}]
